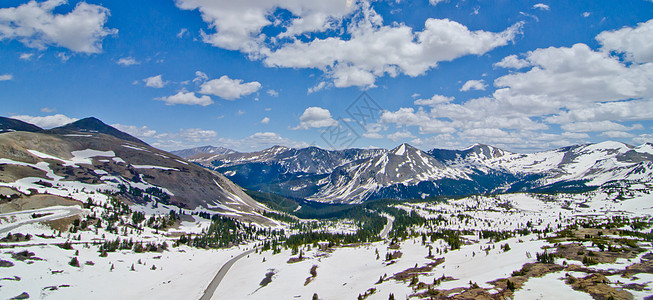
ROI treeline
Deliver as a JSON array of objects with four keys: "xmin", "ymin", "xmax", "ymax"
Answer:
[
  {"xmin": 97, "ymin": 237, "xmax": 167, "ymax": 254},
  {"xmin": 284, "ymin": 207, "xmax": 386, "ymax": 248},
  {"xmin": 117, "ymin": 184, "xmax": 171, "ymax": 204},
  {"xmin": 177, "ymin": 216, "xmax": 285, "ymax": 248}
]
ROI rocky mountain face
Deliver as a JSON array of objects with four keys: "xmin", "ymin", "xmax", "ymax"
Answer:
[
  {"xmin": 0, "ymin": 117, "xmax": 268, "ymax": 223},
  {"xmin": 194, "ymin": 146, "xmax": 386, "ymax": 174},
  {"xmin": 170, "ymin": 145, "xmax": 236, "ymax": 159},
  {"xmin": 309, "ymin": 144, "xmax": 468, "ymax": 203},
  {"xmin": 187, "ymin": 146, "xmax": 385, "ymax": 199},
  {"xmin": 187, "ymin": 141, "xmax": 653, "ymax": 204}
]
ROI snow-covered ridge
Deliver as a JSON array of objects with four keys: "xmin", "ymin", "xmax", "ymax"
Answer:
[
  {"xmin": 194, "ymin": 145, "xmax": 386, "ymax": 175},
  {"xmin": 310, "ymin": 144, "xmax": 470, "ymax": 203},
  {"xmin": 481, "ymin": 141, "xmax": 653, "ymax": 186},
  {"xmin": 200, "ymin": 141, "xmax": 653, "ymax": 204}
]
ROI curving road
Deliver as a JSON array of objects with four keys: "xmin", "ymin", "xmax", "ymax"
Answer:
[
  {"xmin": 200, "ymin": 213, "xmax": 394, "ymax": 299},
  {"xmin": 200, "ymin": 247, "xmax": 259, "ymax": 300},
  {"xmin": 379, "ymin": 214, "xmax": 394, "ymax": 240},
  {"xmin": 0, "ymin": 205, "xmax": 83, "ymax": 234}
]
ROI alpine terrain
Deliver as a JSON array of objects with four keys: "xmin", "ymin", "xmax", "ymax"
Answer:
[
  {"xmin": 2, "ymin": 116, "xmax": 653, "ymax": 300},
  {"xmin": 0, "ymin": 117, "xmax": 269, "ymax": 223},
  {"xmin": 188, "ymin": 141, "xmax": 653, "ymax": 204}
]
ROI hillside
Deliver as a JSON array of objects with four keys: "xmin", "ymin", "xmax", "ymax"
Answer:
[
  {"xmin": 0, "ymin": 116, "xmax": 42, "ymax": 133},
  {"xmin": 0, "ymin": 117, "xmax": 269, "ymax": 224}
]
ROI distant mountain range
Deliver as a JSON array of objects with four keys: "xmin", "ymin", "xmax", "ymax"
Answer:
[
  {"xmin": 6, "ymin": 114, "xmax": 650, "ymax": 207},
  {"xmin": 185, "ymin": 141, "xmax": 653, "ymax": 204},
  {"xmin": 170, "ymin": 145, "xmax": 236, "ymax": 159},
  {"xmin": 0, "ymin": 116, "xmax": 268, "ymax": 222}
]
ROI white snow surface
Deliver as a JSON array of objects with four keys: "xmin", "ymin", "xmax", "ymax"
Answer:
[
  {"xmin": 514, "ymin": 271, "xmax": 593, "ymax": 300},
  {"xmin": 28, "ymin": 149, "xmax": 115, "ymax": 167},
  {"xmin": 131, "ymin": 164, "xmax": 179, "ymax": 171},
  {"xmin": 1, "ymin": 182, "xmax": 652, "ymax": 299}
]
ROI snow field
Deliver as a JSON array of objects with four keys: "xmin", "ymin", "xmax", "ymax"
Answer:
[
  {"xmin": 0, "ymin": 237, "xmax": 242, "ymax": 299},
  {"xmin": 0, "ymin": 205, "xmax": 251, "ymax": 300},
  {"xmin": 215, "ymin": 239, "xmax": 429, "ymax": 299},
  {"xmin": 0, "ymin": 181, "xmax": 651, "ymax": 299},
  {"xmin": 513, "ymin": 271, "xmax": 594, "ymax": 300}
]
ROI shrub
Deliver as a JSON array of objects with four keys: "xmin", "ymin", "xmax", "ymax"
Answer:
[
  {"xmin": 506, "ymin": 279, "xmax": 515, "ymax": 291},
  {"xmin": 69, "ymin": 257, "xmax": 80, "ymax": 267},
  {"xmin": 536, "ymin": 251, "xmax": 555, "ymax": 264}
]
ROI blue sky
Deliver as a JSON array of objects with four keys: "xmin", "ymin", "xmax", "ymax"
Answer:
[{"xmin": 1, "ymin": 0, "xmax": 652, "ymax": 152}]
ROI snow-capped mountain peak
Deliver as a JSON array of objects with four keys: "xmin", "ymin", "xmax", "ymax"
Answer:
[
  {"xmin": 464, "ymin": 144, "xmax": 511, "ymax": 161},
  {"xmin": 183, "ymin": 140, "xmax": 653, "ymax": 204}
]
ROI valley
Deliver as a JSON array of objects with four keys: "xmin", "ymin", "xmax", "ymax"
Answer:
[{"xmin": 1, "ymin": 117, "xmax": 652, "ymax": 299}]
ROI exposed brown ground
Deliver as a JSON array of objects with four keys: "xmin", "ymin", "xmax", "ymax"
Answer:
[
  {"xmin": 407, "ymin": 226, "xmax": 651, "ymax": 300},
  {"xmin": 0, "ymin": 194, "xmax": 81, "ymax": 213}
]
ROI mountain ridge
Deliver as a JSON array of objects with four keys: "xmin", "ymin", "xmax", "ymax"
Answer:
[
  {"xmin": 185, "ymin": 141, "xmax": 653, "ymax": 204},
  {"xmin": 171, "ymin": 145, "xmax": 237, "ymax": 159},
  {"xmin": 0, "ymin": 116, "xmax": 43, "ymax": 133},
  {"xmin": 45, "ymin": 117, "xmax": 146, "ymax": 144}
]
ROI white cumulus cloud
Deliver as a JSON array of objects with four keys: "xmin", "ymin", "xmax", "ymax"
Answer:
[
  {"xmin": 307, "ymin": 82, "xmax": 328, "ymax": 94},
  {"xmin": 494, "ymin": 54, "xmax": 530, "ymax": 69},
  {"xmin": 199, "ymin": 75, "xmax": 261, "ymax": 100},
  {"xmin": 175, "ymin": 0, "xmax": 354, "ymax": 52},
  {"xmin": 414, "ymin": 94, "xmax": 454, "ymax": 107},
  {"xmin": 156, "ymin": 90, "xmax": 214, "ymax": 106},
  {"xmin": 265, "ymin": 18, "xmax": 523, "ymax": 88},
  {"xmin": 143, "ymin": 75, "xmax": 167, "ymax": 88},
  {"xmin": 11, "ymin": 114, "xmax": 77, "ymax": 129},
  {"xmin": 117, "ymin": 57, "xmax": 139, "ymax": 66},
  {"xmin": 295, "ymin": 107, "xmax": 338, "ymax": 130},
  {"xmin": 532, "ymin": 3, "xmax": 550, "ymax": 10},
  {"xmin": 387, "ymin": 131, "xmax": 415, "ymax": 142},
  {"xmin": 112, "ymin": 124, "xmax": 157, "ymax": 138},
  {"xmin": 266, "ymin": 89, "xmax": 278, "ymax": 97},
  {"xmin": 460, "ymin": 79, "xmax": 486, "ymax": 91},
  {"xmin": 597, "ymin": 19, "xmax": 653, "ymax": 63},
  {"xmin": 374, "ymin": 20, "xmax": 653, "ymax": 151},
  {"xmin": 151, "ymin": 128, "xmax": 219, "ymax": 150},
  {"xmin": 428, "ymin": 0, "xmax": 447, "ymax": 6},
  {"xmin": 0, "ymin": 0, "xmax": 117, "ymax": 53},
  {"xmin": 600, "ymin": 131, "xmax": 634, "ymax": 138},
  {"xmin": 633, "ymin": 134, "xmax": 653, "ymax": 145},
  {"xmin": 176, "ymin": 1, "xmax": 523, "ymax": 88},
  {"xmin": 561, "ymin": 121, "xmax": 641, "ymax": 133},
  {"xmin": 19, "ymin": 53, "xmax": 34, "ymax": 60}
]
